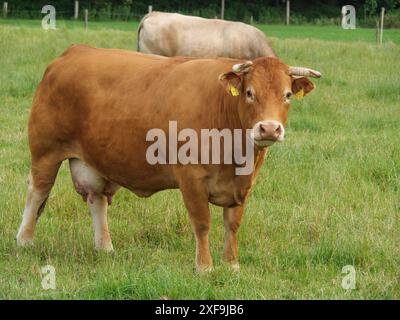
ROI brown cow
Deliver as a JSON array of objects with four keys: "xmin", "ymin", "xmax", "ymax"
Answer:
[{"xmin": 16, "ymin": 45, "xmax": 321, "ymax": 272}]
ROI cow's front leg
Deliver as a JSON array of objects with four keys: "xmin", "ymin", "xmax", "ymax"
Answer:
[
  {"xmin": 178, "ymin": 179, "xmax": 213, "ymax": 273},
  {"xmin": 223, "ymin": 206, "xmax": 244, "ymax": 271}
]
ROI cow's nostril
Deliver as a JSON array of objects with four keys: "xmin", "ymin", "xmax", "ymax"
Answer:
[{"xmin": 258, "ymin": 122, "xmax": 283, "ymax": 141}]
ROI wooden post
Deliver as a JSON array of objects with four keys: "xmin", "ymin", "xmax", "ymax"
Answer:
[
  {"xmin": 379, "ymin": 7, "xmax": 385, "ymax": 45},
  {"xmin": 74, "ymin": 1, "xmax": 79, "ymax": 20},
  {"xmin": 221, "ymin": 0, "xmax": 225, "ymax": 20},
  {"xmin": 84, "ymin": 9, "xmax": 88, "ymax": 31},
  {"xmin": 3, "ymin": 2, "xmax": 8, "ymax": 18},
  {"xmin": 250, "ymin": 15, "xmax": 253, "ymax": 25},
  {"xmin": 148, "ymin": 5, "xmax": 152, "ymax": 13},
  {"xmin": 286, "ymin": 0, "xmax": 290, "ymax": 25}
]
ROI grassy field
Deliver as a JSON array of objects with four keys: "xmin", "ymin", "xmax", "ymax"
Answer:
[
  {"xmin": 0, "ymin": 19, "xmax": 399, "ymax": 299},
  {"xmin": 2, "ymin": 18, "xmax": 400, "ymax": 44}
]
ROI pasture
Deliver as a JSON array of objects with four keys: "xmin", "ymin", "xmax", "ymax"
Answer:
[{"xmin": 0, "ymin": 19, "xmax": 399, "ymax": 299}]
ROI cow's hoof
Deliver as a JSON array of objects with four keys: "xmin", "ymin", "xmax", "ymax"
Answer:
[
  {"xmin": 95, "ymin": 243, "xmax": 114, "ymax": 252},
  {"xmin": 223, "ymin": 260, "xmax": 240, "ymax": 272},
  {"xmin": 196, "ymin": 264, "xmax": 214, "ymax": 274},
  {"xmin": 16, "ymin": 236, "xmax": 34, "ymax": 247},
  {"xmin": 230, "ymin": 262, "xmax": 240, "ymax": 272}
]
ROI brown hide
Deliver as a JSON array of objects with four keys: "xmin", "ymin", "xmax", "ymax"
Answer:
[{"xmin": 29, "ymin": 45, "xmax": 285, "ymax": 206}]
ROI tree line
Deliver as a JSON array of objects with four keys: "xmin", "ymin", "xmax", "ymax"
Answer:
[{"xmin": 4, "ymin": 0, "xmax": 400, "ymax": 26}]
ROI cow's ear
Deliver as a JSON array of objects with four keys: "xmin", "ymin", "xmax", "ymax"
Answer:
[
  {"xmin": 219, "ymin": 61, "xmax": 252, "ymax": 97},
  {"xmin": 219, "ymin": 72, "xmax": 242, "ymax": 97},
  {"xmin": 292, "ymin": 77, "xmax": 315, "ymax": 97}
]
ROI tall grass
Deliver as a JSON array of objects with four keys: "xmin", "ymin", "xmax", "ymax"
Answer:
[{"xmin": 0, "ymin": 21, "xmax": 399, "ymax": 299}]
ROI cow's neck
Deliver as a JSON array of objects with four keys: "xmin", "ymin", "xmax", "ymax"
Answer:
[
  {"xmin": 214, "ymin": 92, "xmax": 266, "ymax": 168},
  {"xmin": 212, "ymin": 92, "xmax": 243, "ymax": 130}
]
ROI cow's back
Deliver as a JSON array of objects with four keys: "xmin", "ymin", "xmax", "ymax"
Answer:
[{"xmin": 138, "ymin": 12, "xmax": 275, "ymax": 59}]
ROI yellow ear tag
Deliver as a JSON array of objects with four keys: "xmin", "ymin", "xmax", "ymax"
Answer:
[
  {"xmin": 294, "ymin": 88, "xmax": 304, "ymax": 100},
  {"xmin": 229, "ymin": 85, "xmax": 240, "ymax": 97}
]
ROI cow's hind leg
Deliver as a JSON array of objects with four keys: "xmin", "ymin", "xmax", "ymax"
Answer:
[
  {"xmin": 16, "ymin": 157, "xmax": 61, "ymax": 246},
  {"xmin": 69, "ymin": 159, "xmax": 119, "ymax": 252}
]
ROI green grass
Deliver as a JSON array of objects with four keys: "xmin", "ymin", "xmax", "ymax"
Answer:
[
  {"xmin": 0, "ymin": 18, "xmax": 140, "ymax": 32},
  {"xmin": 0, "ymin": 20, "xmax": 399, "ymax": 299},
  {"xmin": 258, "ymin": 24, "xmax": 400, "ymax": 44},
  {"xmin": 2, "ymin": 18, "xmax": 400, "ymax": 44}
]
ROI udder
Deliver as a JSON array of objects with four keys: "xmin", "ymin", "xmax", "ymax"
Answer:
[{"xmin": 68, "ymin": 158, "xmax": 120, "ymax": 204}]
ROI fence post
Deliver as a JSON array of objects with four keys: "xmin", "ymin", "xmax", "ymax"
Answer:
[
  {"xmin": 286, "ymin": 0, "xmax": 290, "ymax": 25},
  {"xmin": 250, "ymin": 15, "xmax": 253, "ymax": 25},
  {"xmin": 148, "ymin": 5, "xmax": 152, "ymax": 13},
  {"xmin": 74, "ymin": 1, "xmax": 79, "ymax": 20},
  {"xmin": 379, "ymin": 7, "xmax": 385, "ymax": 45},
  {"xmin": 3, "ymin": 2, "xmax": 7, "ymax": 18},
  {"xmin": 221, "ymin": 0, "xmax": 225, "ymax": 20},
  {"xmin": 84, "ymin": 9, "xmax": 88, "ymax": 31}
]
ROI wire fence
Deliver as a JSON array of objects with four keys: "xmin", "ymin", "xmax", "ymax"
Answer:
[
  {"xmin": 0, "ymin": 6, "xmax": 286, "ymax": 26},
  {"xmin": 1, "ymin": 2, "xmax": 399, "ymax": 28},
  {"xmin": 2, "ymin": 9, "xmax": 146, "ymax": 22},
  {"xmin": 0, "ymin": 1, "xmax": 276, "ymax": 24}
]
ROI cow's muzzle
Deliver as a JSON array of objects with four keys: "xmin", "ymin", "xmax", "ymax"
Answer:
[{"xmin": 251, "ymin": 120, "xmax": 285, "ymax": 147}]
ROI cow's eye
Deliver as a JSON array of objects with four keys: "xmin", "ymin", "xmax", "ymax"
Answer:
[
  {"xmin": 285, "ymin": 92, "xmax": 293, "ymax": 99},
  {"xmin": 246, "ymin": 89, "xmax": 254, "ymax": 101}
]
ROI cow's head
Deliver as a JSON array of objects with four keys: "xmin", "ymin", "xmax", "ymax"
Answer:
[{"xmin": 219, "ymin": 57, "xmax": 321, "ymax": 148}]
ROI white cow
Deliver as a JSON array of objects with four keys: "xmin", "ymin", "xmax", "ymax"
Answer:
[{"xmin": 137, "ymin": 12, "xmax": 276, "ymax": 59}]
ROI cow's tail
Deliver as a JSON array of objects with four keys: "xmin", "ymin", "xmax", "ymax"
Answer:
[{"xmin": 137, "ymin": 12, "xmax": 153, "ymax": 52}]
